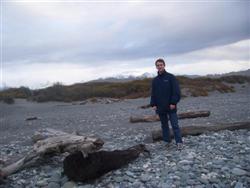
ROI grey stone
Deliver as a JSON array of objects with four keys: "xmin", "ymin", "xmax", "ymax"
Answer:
[
  {"xmin": 234, "ymin": 182, "xmax": 244, "ymax": 188},
  {"xmin": 113, "ymin": 176, "xmax": 124, "ymax": 183},
  {"xmin": 232, "ymin": 168, "xmax": 247, "ymax": 176},
  {"xmin": 62, "ymin": 181, "xmax": 77, "ymax": 188},
  {"xmin": 212, "ymin": 164, "xmax": 222, "ymax": 169},
  {"xmin": 174, "ymin": 180, "xmax": 181, "ymax": 186},
  {"xmin": 211, "ymin": 184, "xmax": 220, "ymax": 188},
  {"xmin": 17, "ymin": 179, "xmax": 26, "ymax": 185},
  {"xmin": 114, "ymin": 170, "xmax": 122, "ymax": 175},
  {"xmin": 187, "ymin": 179, "xmax": 197, "ymax": 185},
  {"xmin": 159, "ymin": 182, "xmax": 172, "ymax": 188},
  {"xmin": 43, "ymin": 166, "xmax": 53, "ymax": 173},
  {"xmin": 200, "ymin": 169, "xmax": 209, "ymax": 173},
  {"xmin": 124, "ymin": 175, "xmax": 135, "ymax": 182},
  {"xmin": 140, "ymin": 174, "xmax": 151, "ymax": 182},
  {"xmin": 182, "ymin": 165, "xmax": 191, "ymax": 171},
  {"xmin": 60, "ymin": 176, "xmax": 69, "ymax": 185},
  {"xmin": 199, "ymin": 177, "xmax": 209, "ymax": 184},
  {"xmin": 212, "ymin": 159, "xmax": 225, "ymax": 165},
  {"xmin": 1, "ymin": 92, "xmax": 250, "ymax": 187},
  {"xmin": 49, "ymin": 172, "xmax": 61, "ymax": 183},
  {"xmin": 221, "ymin": 166, "xmax": 230, "ymax": 171},
  {"xmin": 36, "ymin": 179, "xmax": 48, "ymax": 187},
  {"xmin": 194, "ymin": 185, "xmax": 205, "ymax": 188},
  {"xmin": 47, "ymin": 182, "xmax": 60, "ymax": 188},
  {"xmin": 209, "ymin": 178, "xmax": 219, "ymax": 183},
  {"xmin": 179, "ymin": 160, "xmax": 193, "ymax": 165},
  {"xmin": 131, "ymin": 181, "xmax": 143, "ymax": 188},
  {"xmin": 125, "ymin": 170, "xmax": 135, "ymax": 177},
  {"xmin": 205, "ymin": 184, "xmax": 213, "ymax": 188},
  {"xmin": 77, "ymin": 185, "xmax": 93, "ymax": 188}
]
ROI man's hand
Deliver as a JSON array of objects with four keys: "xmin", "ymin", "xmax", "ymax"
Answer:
[
  {"xmin": 169, "ymin": 104, "xmax": 176, "ymax": 110},
  {"xmin": 152, "ymin": 106, "xmax": 157, "ymax": 111}
]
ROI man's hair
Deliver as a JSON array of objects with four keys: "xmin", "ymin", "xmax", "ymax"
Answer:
[{"xmin": 155, "ymin": 58, "xmax": 165, "ymax": 66}]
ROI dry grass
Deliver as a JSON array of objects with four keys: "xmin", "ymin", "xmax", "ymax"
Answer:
[{"xmin": 0, "ymin": 75, "xmax": 249, "ymax": 102}]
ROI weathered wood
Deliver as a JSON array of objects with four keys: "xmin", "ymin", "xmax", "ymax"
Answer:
[
  {"xmin": 31, "ymin": 128, "xmax": 84, "ymax": 143},
  {"xmin": 130, "ymin": 115, "xmax": 160, "ymax": 123},
  {"xmin": 152, "ymin": 121, "xmax": 250, "ymax": 141},
  {"xmin": 139, "ymin": 104, "xmax": 151, "ymax": 109},
  {"xmin": 63, "ymin": 144, "xmax": 149, "ymax": 182},
  {"xmin": 25, "ymin": 116, "xmax": 39, "ymax": 121},
  {"xmin": 0, "ymin": 130, "xmax": 104, "ymax": 178},
  {"xmin": 0, "ymin": 151, "xmax": 38, "ymax": 179},
  {"xmin": 130, "ymin": 110, "xmax": 210, "ymax": 123},
  {"xmin": 178, "ymin": 111, "xmax": 210, "ymax": 119}
]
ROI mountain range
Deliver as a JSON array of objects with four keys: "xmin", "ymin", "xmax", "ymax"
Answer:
[{"xmin": 88, "ymin": 69, "xmax": 250, "ymax": 83}]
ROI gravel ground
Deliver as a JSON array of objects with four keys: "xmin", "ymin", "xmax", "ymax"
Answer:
[{"xmin": 0, "ymin": 83, "xmax": 249, "ymax": 187}]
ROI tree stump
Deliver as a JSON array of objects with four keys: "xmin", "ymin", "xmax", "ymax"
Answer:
[{"xmin": 63, "ymin": 144, "xmax": 149, "ymax": 182}]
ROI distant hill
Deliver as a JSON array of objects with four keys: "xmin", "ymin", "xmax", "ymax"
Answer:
[
  {"xmin": 1, "ymin": 73, "xmax": 249, "ymax": 103},
  {"xmin": 206, "ymin": 69, "xmax": 250, "ymax": 78}
]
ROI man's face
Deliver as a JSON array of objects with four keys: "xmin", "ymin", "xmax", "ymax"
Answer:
[{"xmin": 156, "ymin": 62, "xmax": 165, "ymax": 72}]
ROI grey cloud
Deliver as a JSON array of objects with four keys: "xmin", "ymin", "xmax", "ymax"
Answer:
[{"xmin": 3, "ymin": 1, "xmax": 250, "ymax": 65}]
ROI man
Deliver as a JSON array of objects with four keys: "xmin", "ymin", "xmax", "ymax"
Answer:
[{"xmin": 150, "ymin": 58, "xmax": 183, "ymax": 150}]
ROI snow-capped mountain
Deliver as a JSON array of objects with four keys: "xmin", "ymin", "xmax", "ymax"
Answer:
[{"xmin": 88, "ymin": 72, "xmax": 156, "ymax": 83}]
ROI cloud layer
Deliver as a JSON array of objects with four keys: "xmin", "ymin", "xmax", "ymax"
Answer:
[{"xmin": 1, "ymin": 1, "xmax": 250, "ymax": 88}]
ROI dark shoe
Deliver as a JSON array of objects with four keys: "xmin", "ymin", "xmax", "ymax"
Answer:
[
  {"xmin": 177, "ymin": 143, "xmax": 183, "ymax": 150},
  {"xmin": 165, "ymin": 142, "xmax": 171, "ymax": 148}
]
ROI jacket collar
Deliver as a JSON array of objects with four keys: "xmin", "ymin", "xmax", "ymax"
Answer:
[{"xmin": 157, "ymin": 69, "xmax": 167, "ymax": 76}]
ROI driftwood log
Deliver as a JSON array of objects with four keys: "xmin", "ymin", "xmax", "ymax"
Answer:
[
  {"xmin": 63, "ymin": 144, "xmax": 149, "ymax": 182},
  {"xmin": 139, "ymin": 104, "xmax": 151, "ymax": 109},
  {"xmin": 130, "ymin": 110, "xmax": 210, "ymax": 123},
  {"xmin": 0, "ymin": 129, "xmax": 104, "ymax": 179},
  {"xmin": 25, "ymin": 116, "xmax": 39, "ymax": 121},
  {"xmin": 152, "ymin": 121, "xmax": 250, "ymax": 141}
]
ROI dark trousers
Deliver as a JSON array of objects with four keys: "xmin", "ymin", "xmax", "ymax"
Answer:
[{"xmin": 158, "ymin": 112, "xmax": 183, "ymax": 144}]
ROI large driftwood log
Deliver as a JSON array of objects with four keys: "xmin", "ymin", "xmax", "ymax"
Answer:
[
  {"xmin": 63, "ymin": 144, "xmax": 149, "ymax": 182},
  {"xmin": 130, "ymin": 110, "xmax": 210, "ymax": 123},
  {"xmin": 0, "ymin": 129, "xmax": 104, "ymax": 179},
  {"xmin": 152, "ymin": 121, "xmax": 250, "ymax": 141}
]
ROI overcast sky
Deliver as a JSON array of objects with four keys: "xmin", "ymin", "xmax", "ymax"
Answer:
[{"xmin": 1, "ymin": 1, "xmax": 250, "ymax": 89}]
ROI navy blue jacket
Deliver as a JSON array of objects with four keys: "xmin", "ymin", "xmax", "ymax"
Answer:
[{"xmin": 150, "ymin": 70, "xmax": 181, "ymax": 114}]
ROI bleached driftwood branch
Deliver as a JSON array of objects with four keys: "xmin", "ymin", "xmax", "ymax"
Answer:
[{"xmin": 0, "ymin": 129, "xmax": 104, "ymax": 178}]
